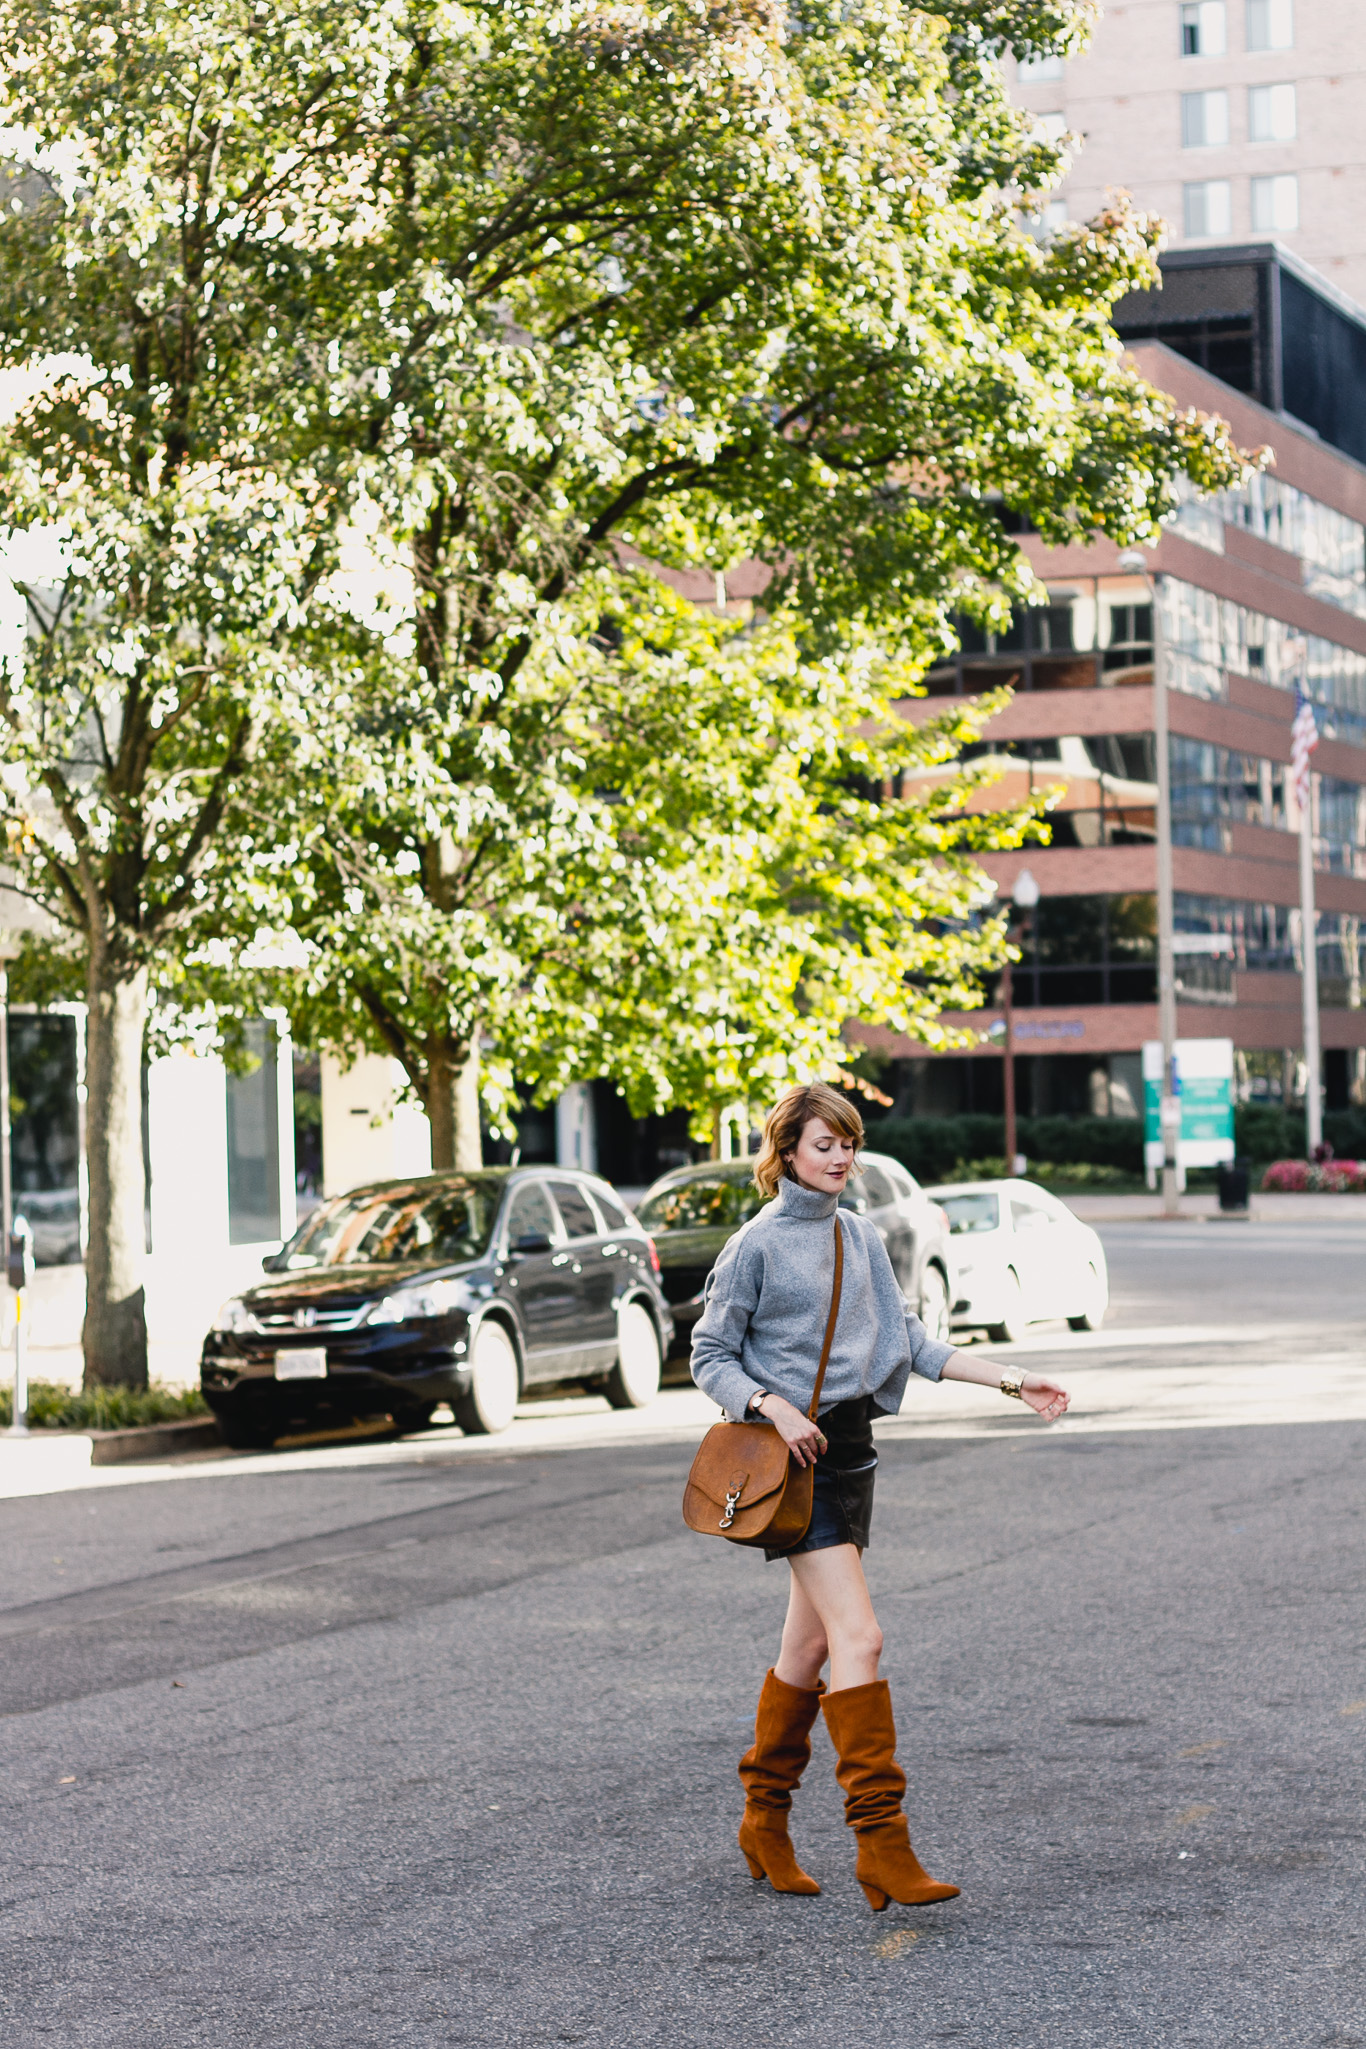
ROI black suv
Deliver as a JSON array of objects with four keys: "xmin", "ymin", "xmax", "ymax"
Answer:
[
  {"xmin": 201, "ymin": 1168, "xmax": 674, "ymax": 1448},
  {"xmin": 635, "ymin": 1151, "xmax": 954, "ymax": 1357}
]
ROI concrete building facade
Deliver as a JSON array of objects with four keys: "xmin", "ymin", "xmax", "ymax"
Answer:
[{"xmin": 1014, "ymin": 0, "xmax": 1366, "ymax": 306}]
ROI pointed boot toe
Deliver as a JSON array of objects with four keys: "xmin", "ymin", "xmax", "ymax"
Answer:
[
  {"xmin": 855, "ymin": 1821, "xmax": 960, "ymax": 1911},
  {"xmin": 739, "ymin": 1814, "xmax": 821, "ymax": 1895}
]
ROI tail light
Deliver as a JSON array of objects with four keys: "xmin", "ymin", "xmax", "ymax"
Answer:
[{"xmin": 646, "ymin": 1236, "xmax": 662, "ymax": 1276}]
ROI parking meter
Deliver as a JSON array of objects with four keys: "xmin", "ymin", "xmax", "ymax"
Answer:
[{"xmin": 7, "ymin": 1214, "xmax": 34, "ymax": 1292}]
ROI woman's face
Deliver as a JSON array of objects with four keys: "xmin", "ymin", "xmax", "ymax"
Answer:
[{"xmin": 786, "ymin": 1116, "xmax": 857, "ymax": 1195}]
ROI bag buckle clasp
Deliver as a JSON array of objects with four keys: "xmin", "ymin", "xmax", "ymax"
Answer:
[{"xmin": 719, "ymin": 1484, "xmax": 743, "ymax": 1530}]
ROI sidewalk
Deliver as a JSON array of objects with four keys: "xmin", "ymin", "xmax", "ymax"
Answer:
[
  {"xmin": 1061, "ymin": 1190, "xmax": 1366, "ymax": 1222},
  {"xmin": 5, "ymin": 1242, "xmax": 280, "ymax": 1393}
]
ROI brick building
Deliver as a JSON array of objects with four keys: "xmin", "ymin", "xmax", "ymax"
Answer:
[{"xmin": 858, "ymin": 278, "xmax": 1366, "ymax": 1126}]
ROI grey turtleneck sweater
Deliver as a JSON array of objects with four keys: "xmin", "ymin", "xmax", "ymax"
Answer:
[{"xmin": 689, "ymin": 1176, "xmax": 955, "ymax": 1422}]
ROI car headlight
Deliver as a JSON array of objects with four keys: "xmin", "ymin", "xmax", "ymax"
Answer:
[
  {"xmin": 212, "ymin": 1296, "xmax": 256, "ymax": 1334},
  {"xmin": 364, "ymin": 1280, "xmax": 466, "ymax": 1327}
]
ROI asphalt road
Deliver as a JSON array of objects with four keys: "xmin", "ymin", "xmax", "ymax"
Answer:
[{"xmin": 1, "ymin": 1219, "xmax": 1364, "ymax": 2047}]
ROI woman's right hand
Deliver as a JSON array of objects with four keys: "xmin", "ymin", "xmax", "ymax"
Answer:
[{"xmin": 757, "ymin": 1393, "xmax": 827, "ymax": 1468}]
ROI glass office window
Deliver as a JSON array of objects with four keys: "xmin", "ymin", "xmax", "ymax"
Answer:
[
  {"xmin": 1182, "ymin": 90, "xmax": 1230, "ymax": 147},
  {"xmin": 1181, "ymin": 2, "xmax": 1227, "ymax": 55},
  {"xmin": 1184, "ymin": 179, "xmax": 1232, "ymax": 236},
  {"xmin": 1246, "ymin": 0, "xmax": 1293, "ymax": 51},
  {"xmin": 1248, "ymin": 81, "xmax": 1296, "ymax": 140},
  {"xmin": 1250, "ymin": 173, "xmax": 1298, "ymax": 231}
]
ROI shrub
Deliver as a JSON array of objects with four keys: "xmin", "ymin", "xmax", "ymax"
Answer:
[
  {"xmin": 1260, "ymin": 1158, "xmax": 1366, "ymax": 1192},
  {"xmin": 0, "ymin": 1380, "xmax": 210, "ymax": 1431},
  {"xmin": 869, "ymin": 1114, "xmax": 1144, "ymax": 1181}
]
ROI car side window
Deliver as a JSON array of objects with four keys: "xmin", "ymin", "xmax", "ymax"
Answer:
[
  {"xmin": 859, "ymin": 1162, "xmax": 896, "ymax": 1209},
  {"xmin": 882, "ymin": 1160, "xmax": 920, "ymax": 1199},
  {"xmin": 589, "ymin": 1187, "xmax": 631, "ymax": 1231},
  {"xmin": 505, "ymin": 1181, "xmax": 558, "ymax": 1246},
  {"xmin": 548, "ymin": 1180, "xmax": 601, "ymax": 1242}
]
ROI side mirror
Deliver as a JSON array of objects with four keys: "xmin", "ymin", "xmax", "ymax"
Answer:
[{"xmin": 510, "ymin": 1231, "xmax": 552, "ymax": 1257}]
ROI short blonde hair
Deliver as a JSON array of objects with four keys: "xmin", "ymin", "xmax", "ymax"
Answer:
[{"xmin": 753, "ymin": 1082, "xmax": 865, "ymax": 1198}]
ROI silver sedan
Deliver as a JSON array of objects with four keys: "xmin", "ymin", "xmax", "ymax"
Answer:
[{"xmin": 925, "ymin": 1179, "xmax": 1109, "ymax": 1344}]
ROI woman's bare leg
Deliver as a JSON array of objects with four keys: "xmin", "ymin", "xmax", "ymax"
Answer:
[
  {"xmin": 787, "ymin": 1546, "xmax": 883, "ymax": 1692},
  {"xmin": 773, "ymin": 1568, "xmax": 829, "ymax": 1690}
]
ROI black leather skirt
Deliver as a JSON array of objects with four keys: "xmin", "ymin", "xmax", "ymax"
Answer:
[{"xmin": 764, "ymin": 1396, "xmax": 878, "ymax": 1562}]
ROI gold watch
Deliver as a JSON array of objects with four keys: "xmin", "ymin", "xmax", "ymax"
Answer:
[{"xmin": 1000, "ymin": 1372, "xmax": 1025, "ymax": 1401}]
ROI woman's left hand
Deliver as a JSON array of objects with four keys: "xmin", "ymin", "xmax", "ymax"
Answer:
[{"xmin": 1021, "ymin": 1375, "xmax": 1069, "ymax": 1421}]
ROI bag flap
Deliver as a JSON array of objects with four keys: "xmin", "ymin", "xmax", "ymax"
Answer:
[{"xmin": 686, "ymin": 1422, "xmax": 791, "ymax": 1511}]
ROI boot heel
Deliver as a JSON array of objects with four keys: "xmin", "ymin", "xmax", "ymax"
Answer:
[
  {"xmin": 742, "ymin": 1848, "xmax": 766, "ymax": 1881},
  {"xmin": 860, "ymin": 1881, "xmax": 889, "ymax": 1912}
]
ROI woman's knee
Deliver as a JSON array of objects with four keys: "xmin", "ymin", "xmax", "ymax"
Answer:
[{"xmin": 832, "ymin": 1617, "xmax": 882, "ymax": 1666}]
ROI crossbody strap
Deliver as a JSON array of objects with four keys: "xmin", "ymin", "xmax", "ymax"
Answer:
[{"xmin": 806, "ymin": 1214, "xmax": 845, "ymax": 1422}]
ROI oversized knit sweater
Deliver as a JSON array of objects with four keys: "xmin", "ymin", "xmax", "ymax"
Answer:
[{"xmin": 688, "ymin": 1175, "xmax": 955, "ymax": 1423}]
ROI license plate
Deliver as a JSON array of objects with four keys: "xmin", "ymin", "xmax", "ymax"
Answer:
[{"xmin": 275, "ymin": 1348, "xmax": 327, "ymax": 1381}]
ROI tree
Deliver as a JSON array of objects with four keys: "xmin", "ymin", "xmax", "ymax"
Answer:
[
  {"xmin": 0, "ymin": 0, "xmax": 424, "ymax": 1384},
  {"xmin": 269, "ymin": 0, "xmax": 1249, "ymax": 1159},
  {"xmin": 274, "ymin": 567, "xmax": 1043, "ymax": 1157}
]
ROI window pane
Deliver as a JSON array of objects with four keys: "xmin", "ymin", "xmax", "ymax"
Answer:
[
  {"xmin": 288, "ymin": 1179, "xmax": 503, "ymax": 1266},
  {"xmin": 859, "ymin": 1162, "xmax": 897, "ymax": 1209},
  {"xmin": 1248, "ymin": 81, "xmax": 1296, "ymax": 140},
  {"xmin": 1184, "ymin": 179, "xmax": 1232, "ymax": 236},
  {"xmin": 1181, "ymin": 2, "xmax": 1227, "ymax": 54},
  {"xmin": 506, "ymin": 1181, "xmax": 557, "ymax": 1244},
  {"xmin": 1018, "ymin": 51, "xmax": 1064, "ymax": 80},
  {"xmin": 1182, "ymin": 89, "xmax": 1229, "ymax": 147},
  {"xmin": 1251, "ymin": 173, "xmax": 1298, "ymax": 231},
  {"xmin": 589, "ymin": 1187, "xmax": 631, "ymax": 1230},
  {"xmin": 939, "ymin": 1193, "xmax": 1000, "ymax": 1234},
  {"xmin": 1247, "ymin": 0, "xmax": 1293, "ymax": 51},
  {"xmin": 547, "ymin": 1179, "xmax": 601, "ymax": 1241}
]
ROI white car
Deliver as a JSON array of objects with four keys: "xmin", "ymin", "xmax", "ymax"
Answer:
[{"xmin": 924, "ymin": 1179, "xmax": 1109, "ymax": 1343}]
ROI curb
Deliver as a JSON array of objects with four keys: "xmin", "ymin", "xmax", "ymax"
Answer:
[{"xmin": 87, "ymin": 1418, "xmax": 225, "ymax": 1465}]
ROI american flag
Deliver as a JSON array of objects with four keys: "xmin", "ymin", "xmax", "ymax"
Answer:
[{"xmin": 1291, "ymin": 689, "xmax": 1319, "ymax": 814}]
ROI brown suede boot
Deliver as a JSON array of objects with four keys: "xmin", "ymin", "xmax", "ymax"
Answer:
[
  {"xmin": 737, "ymin": 1668, "xmax": 824, "ymax": 1895},
  {"xmin": 822, "ymin": 1680, "xmax": 961, "ymax": 1912}
]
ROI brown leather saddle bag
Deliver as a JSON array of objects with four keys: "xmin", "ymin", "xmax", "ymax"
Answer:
[{"xmin": 682, "ymin": 1214, "xmax": 844, "ymax": 1549}]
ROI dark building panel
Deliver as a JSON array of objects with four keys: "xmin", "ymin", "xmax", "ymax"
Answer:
[{"xmin": 1111, "ymin": 244, "xmax": 1366, "ymax": 467}]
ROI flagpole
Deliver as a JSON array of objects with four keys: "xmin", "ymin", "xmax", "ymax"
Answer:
[
  {"xmin": 1291, "ymin": 658, "xmax": 1323, "ymax": 1156},
  {"xmin": 1299, "ymin": 765, "xmax": 1322, "ymax": 1155}
]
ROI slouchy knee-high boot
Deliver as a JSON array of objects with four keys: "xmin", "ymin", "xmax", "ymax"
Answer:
[
  {"xmin": 822, "ymin": 1680, "xmax": 961, "ymax": 1911},
  {"xmin": 737, "ymin": 1669, "xmax": 824, "ymax": 1895}
]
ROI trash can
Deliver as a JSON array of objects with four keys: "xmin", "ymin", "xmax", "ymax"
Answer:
[{"xmin": 1217, "ymin": 1158, "xmax": 1250, "ymax": 1213}]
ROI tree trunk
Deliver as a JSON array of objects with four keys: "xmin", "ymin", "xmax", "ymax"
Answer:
[
  {"xmin": 426, "ymin": 1033, "xmax": 482, "ymax": 1171},
  {"xmin": 83, "ymin": 953, "xmax": 150, "ymax": 1390}
]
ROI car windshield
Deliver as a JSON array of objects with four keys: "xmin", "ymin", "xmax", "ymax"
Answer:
[
  {"xmin": 636, "ymin": 1176, "xmax": 770, "ymax": 1232},
  {"xmin": 939, "ymin": 1193, "xmax": 1000, "ymax": 1235},
  {"xmin": 280, "ymin": 1181, "xmax": 502, "ymax": 1268}
]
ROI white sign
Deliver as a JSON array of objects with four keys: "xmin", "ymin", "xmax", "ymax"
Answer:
[{"xmin": 1143, "ymin": 1038, "xmax": 1236, "ymax": 1176}]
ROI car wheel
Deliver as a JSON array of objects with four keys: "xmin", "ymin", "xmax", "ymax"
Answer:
[
  {"xmin": 217, "ymin": 1406, "xmax": 279, "ymax": 1451},
  {"xmin": 605, "ymin": 1300, "xmax": 662, "ymax": 1410},
  {"xmin": 453, "ymin": 1321, "xmax": 520, "ymax": 1435},
  {"xmin": 1067, "ymin": 1264, "xmax": 1108, "ymax": 1333},
  {"xmin": 918, "ymin": 1265, "xmax": 951, "ymax": 1344},
  {"xmin": 987, "ymin": 1270, "xmax": 1027, "ymax": 1346}
]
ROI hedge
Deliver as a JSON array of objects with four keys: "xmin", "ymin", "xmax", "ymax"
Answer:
[
  {"xmin": 864, "ymin": 1105, "xmax": 1366, "ymax": 1180},
  {"xmin": 866, "ymin": 1115, "xmax": 1144, "ymax": 1182}
]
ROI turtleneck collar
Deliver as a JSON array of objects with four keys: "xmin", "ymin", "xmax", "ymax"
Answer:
[{"xmin": 775, "ymin": 1175, "xmax": 840, "ymax": 1221}]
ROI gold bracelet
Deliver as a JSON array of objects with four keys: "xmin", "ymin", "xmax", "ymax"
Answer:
[{"xmin": 1001, "ymin": 1373, "xmax": 1025, "ymax": 1401}]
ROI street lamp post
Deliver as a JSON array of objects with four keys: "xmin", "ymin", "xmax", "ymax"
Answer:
[
  {"xmin": 1002, "ymin": 868, "xmax": 1040, "ymax": 1177},
  {"xmin": 1119, "ymin": 550, "xmax": 1181, "ymax": 1217}
]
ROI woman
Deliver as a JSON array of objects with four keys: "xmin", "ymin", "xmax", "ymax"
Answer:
[{"xmin": 690, "ymin": 1081, "xmax": 1070, "ymax": 1911}]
